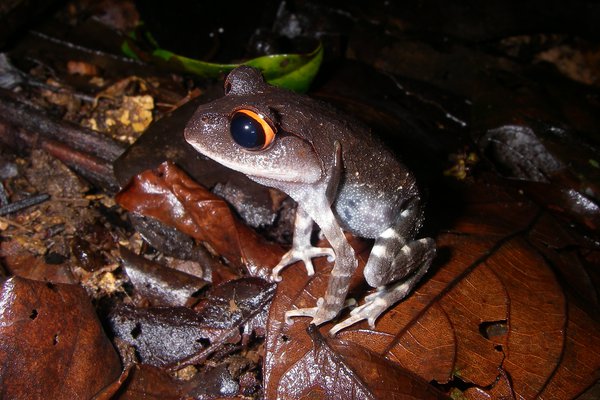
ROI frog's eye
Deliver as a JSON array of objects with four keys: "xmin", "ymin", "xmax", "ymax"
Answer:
[{"xmin": 230, "ymin": 109, "xmax": 276, "ymax": 150}]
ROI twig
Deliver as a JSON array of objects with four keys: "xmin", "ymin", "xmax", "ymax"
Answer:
[
  {"xmin": 0, "ymin": 182, "xmax": 8, "ymax": 206},
  {"xmin": 0, "ymin": 193, "xmax": 50, "ymax": 216},
  {"xmin": 0, "ymin": 88, "xmax": 126, "ymax": 192}
]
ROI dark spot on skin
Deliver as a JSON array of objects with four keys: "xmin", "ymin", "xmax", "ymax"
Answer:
[{"xmin": 280, "ymin": 59, "xmax": 290, "ymax": 68}]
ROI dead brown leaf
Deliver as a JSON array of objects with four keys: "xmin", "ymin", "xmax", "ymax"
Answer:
[
  {"xmin": 115, "ymin": 161, "xmax": 284, "ymax": 278},
  {"xmin": 119, "ymin": 246, "xmax": 209, "ymax": 307},
  {"xmin": 0, "ymin": 239, "xmax": 76, "ymax": 283},
  {"xmin": 271, "ymin": 324, "xmax": 447, "ymax": 399},
  {"xmin": 0, "ymin": 276, "xmax": 121, "ymax": 399}
]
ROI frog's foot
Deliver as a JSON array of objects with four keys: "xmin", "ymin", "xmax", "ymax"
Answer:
[
  {"xmin": 285, "ymin": 297, "xmax": 356, "ymax": 326},
  {"xmin": 271, "ymin": 246, "xmax": 335, "ymax": 282},
  {"xmin": 328, "ymin": 273, "xmax": 422, "ymax": 336}
]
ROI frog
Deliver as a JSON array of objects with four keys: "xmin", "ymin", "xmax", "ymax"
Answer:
[{"xmin": 184, "ymin": 66, "xmax": 435, "ymax": 335}]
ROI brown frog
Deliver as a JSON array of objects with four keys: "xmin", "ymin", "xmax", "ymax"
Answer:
[{"xmin": 184, "ymin": 66, "xmax": 435, "ymax": 335}]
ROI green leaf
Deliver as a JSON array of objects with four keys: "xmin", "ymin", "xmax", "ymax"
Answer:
[
  {"xmin": 244, "ymin": 45, "xmax": 324, "ymax": 93},
  {"xmin": 123, "ymin": 30, "xmax": 323, "ymax": 92}
]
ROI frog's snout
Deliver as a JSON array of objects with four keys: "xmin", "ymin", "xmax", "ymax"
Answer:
[
  {"xmin": 185, "ymin": 112, "xmax": 220, "ymax": 140},
  {"xmin": 190, "ymin": 112, "xmax": 218, "ymax": 128}
]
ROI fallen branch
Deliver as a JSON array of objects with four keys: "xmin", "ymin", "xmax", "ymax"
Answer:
[{"xmin": 0, "ymin": 88, "xmax": 126, "ymax": 192}]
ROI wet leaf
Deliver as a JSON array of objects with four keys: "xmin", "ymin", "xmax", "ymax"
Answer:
[
  {"xmin": 109, "ymin": 304, "xmax": 211, "ymax": 368},
  {"xmin": 0, "ymin": 276, "xmax": 121, "ymax": 399},
  {"xmin": 192, "ymin": 277, "xmax": 276, "ymax": 343},
  {"xmin": 124, "ymin": 30, "xmax": 323, "ymax": 92},
  {"xmin": 264, "ymin": 179, "xmax": 600, "ymax": 398},
  {"xmin": 272, "ymin": 325, "xmax": 447, "ymax": 399},
  {"xmin": 108, "ymin": 277, "xmax": 274, "ymax": 369},
  {"xmin": 115, "ymin": 161, "xmax": 284, "ymax": 278}
]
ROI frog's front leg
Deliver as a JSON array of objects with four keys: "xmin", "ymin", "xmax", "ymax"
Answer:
[
  {"xmin": 283, "ymin": 141, "xmax": 357, "ymax": 325},
  {"xmin": 270, "ymin": 142, "xmax": 343, "ymax": 282},
  {"xmin": 271, "ymin": 206, "xmax": 335, "ymax": 281}
]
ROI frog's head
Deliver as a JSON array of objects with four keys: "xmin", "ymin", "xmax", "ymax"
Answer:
[{"xmin": 184, "ymin": 66, "xmax": 322, "ymax": 184}]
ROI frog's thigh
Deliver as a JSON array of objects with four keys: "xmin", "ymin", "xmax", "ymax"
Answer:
[{"xmin": 363, "ymin": 214, "xmax": 435, "ymax": 288}]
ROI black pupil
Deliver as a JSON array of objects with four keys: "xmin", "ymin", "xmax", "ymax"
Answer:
[{"xmin": 230, "ymin": 112, "xmax": 265, "ymax": 149}]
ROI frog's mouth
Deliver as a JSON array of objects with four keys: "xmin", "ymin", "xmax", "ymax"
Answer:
[
  {"xmin": 187, "ymin": 140, "xmax": 322, "ymax": 185},
  {"xmin": 188, "ymin": 135, "xmax": 322, "ymax": 184}
]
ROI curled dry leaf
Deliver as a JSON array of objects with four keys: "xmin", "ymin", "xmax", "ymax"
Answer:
[
  {"xmin": 0, "ymin": 276, "xmax": 121, "ymax": 399},
  {"xmin": 119, "ymin": 246, "xmax": 209, "ymax": 307},
  {"xmin": 111, "ymin": 362, "xmax": 243, "ymax": 399},
  {"xmin": 265, "ymin": 179, "xmax": 600, "ymax": 399},
  {"xmin": 115, "ymin": 161, "xmax": 284, "ymax": 278},
  {"xmin": 0, "ymin": 239, "xmax": 76, "ymax": 284},
  {"xmin": 108, "ymin": 364, "xmax": 185, "ymax": 400}
]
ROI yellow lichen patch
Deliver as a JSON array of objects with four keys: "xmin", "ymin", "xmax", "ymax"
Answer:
[
  {"xmin": 97, "ymin": 270, "xmax": 119, "ymax": 293},
  {"xmin": 126, "ymin": 95, "xmax": 154, "ymax": 132},
  {"xmin": 82, "ymin": 94, "xmax": 154, "ymax": 143},
  {"xmin": 174, "ymin": 365, "xmax": 198, "ymax": 381}
]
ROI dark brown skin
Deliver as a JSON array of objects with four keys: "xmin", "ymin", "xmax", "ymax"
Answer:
[{"xmin": 184, "ymin": 66, "xmax": 435, "ymax": 334}]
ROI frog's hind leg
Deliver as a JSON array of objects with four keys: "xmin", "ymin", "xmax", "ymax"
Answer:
[
  {"xmin": 328, "ymin": 251, "xmax": 432, "ymax": 335},
  {"xmin": 363, "ymin": 229, "xmax": 435, "ymax": 288},
  {"xmin": 329, "ymin": 208, "xmax": 436, "ymax": 335}
]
